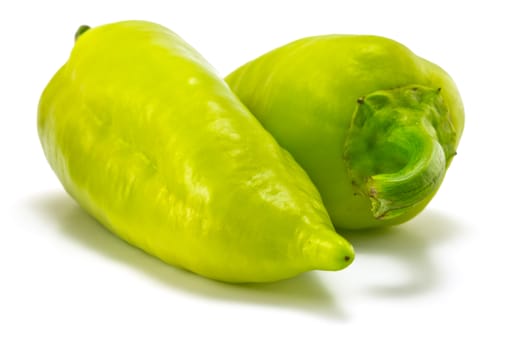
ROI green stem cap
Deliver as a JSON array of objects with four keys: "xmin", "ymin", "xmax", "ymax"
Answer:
[{"xmin": 344, "ymin": 85, "xmax": 456, "ymax": 220}]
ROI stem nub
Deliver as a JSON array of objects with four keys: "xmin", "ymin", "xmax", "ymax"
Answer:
[
  {"xmin": 74, "ymin": 25, "xmax": 91, "ymax": 42},
  {"xmin": 343, "ymin": 85, "xmax": 456, "ymax": 220}
]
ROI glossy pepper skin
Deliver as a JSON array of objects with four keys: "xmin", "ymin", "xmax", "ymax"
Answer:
[
  {"xmin": 226, "ymin": 35, "xmax": 464, "ymax": 230},
  {"xmin": 38, "ymin": 21, "xmax": 353, "ymax": 283}
]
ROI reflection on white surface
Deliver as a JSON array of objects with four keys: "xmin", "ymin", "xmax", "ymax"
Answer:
[{"xmin": 340, "ymin": 210, "xmax": 463, "ymax": 297}]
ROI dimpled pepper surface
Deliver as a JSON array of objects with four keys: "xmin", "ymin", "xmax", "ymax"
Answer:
[
  {"xmin": 226, "ymin": 35, "xmax": 464, "ymax": 230},
  {"xmin": 38, "ymin": 21, "xmax": 353, "ymax": 283}
]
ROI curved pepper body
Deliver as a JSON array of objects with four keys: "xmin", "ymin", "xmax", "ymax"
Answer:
[
  {"xmin": 38, "ymin": 21, "xmax": 353, "ymax": 282},
  {"xmin": 226, "ymin": 35, "xmax": 464, "ymax": 230}
]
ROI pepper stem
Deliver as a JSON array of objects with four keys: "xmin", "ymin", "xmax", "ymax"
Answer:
[
  {"xmin": 343, "ymin": 85, "xmax": 456, "ymax": 220},
  {"xmin": 74, "ymin": 25, "xmax": 90, "ymax": 42},
  {"xmin": 367, "ymin": 127, "xmax": 446, "ymax": 219}
]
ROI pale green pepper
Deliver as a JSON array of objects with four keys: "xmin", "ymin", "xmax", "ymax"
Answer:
[
  {"xmin": 38, "ymin": 21, "xmax": 353, "ymax": 282},
  {"xmin": 226, "ymin": 35, "xmax": 464, "ymax": 229}
]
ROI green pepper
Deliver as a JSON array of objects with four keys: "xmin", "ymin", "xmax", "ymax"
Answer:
[
  {"xmin": 38, "ymin": 21, "xmax": 353, "ymax": 283},
  {"xmin": 226, "ymin": 35, "xmax": 464, "ymax": 230}
]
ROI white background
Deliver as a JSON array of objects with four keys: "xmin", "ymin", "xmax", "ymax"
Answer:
[{"xmin": 1, "ymin": 1, "xmax": 524, "ymax": 349}]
